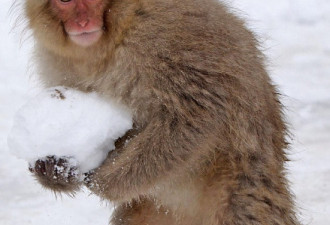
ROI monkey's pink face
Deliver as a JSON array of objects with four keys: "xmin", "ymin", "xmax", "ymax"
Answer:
[{"xmin": 51, "ymin": 0, "xmax": 106, "ymax": 47}]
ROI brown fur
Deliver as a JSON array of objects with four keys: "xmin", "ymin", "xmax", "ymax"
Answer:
[{"xmin": 25, "ymin": 0, "xmax": 300, "ymax": 224}]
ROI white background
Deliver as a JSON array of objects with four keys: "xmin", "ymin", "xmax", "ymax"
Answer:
[{"xmin": 1, "ymin": 0, "xmax": 329, "ymax": 224}]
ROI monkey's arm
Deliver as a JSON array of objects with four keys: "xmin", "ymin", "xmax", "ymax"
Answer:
[
  {"xmin": 28, "ymin": 129, "xmax": 138, "ymax": 194},
  {"xmin": 85, "ymin": 105, "xmax": 220, "ymax": 201}
]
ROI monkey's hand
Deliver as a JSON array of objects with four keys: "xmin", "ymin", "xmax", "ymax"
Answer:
[
  {"xmin": 83, "ymin": 127, "xmax": 141, "ymax": 201},
  {"xmin": 29, "ymin": 156, "xmax": 82, "ymax": 194},
  {"xmin": 83, "ymin": 170, "xmax": 100, "ymax": 195}
]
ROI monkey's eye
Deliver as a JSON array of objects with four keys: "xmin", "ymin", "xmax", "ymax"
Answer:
[{"xmin": 60, "ymin": 0, "xmax": 72, "ymax": 2}]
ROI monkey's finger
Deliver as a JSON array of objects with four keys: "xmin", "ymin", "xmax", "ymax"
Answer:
[
  {"xmin": 56, "ymin": 157, "xmax": 68, "ymax": 180},
  {"xmin": 28, "ymin": 166, "xmax": 35, "ymax": 173},
  {"xmin": 83, "ymin": 171, "xmax": 94, "ymax": 185},
  {"xmin": 44, "ymin": 156, "xmax": 56, "ymax": 178},
  {"xmin": 67, "ymin": 166, "xmax": 79, "ymax": 183},
  {"xmin": 28, "ymin": 163, "xmax": 35, "ymax": 173},
  {"xmin": 35, "ymin": 159, "xmax": 46, "ymax": 176}
]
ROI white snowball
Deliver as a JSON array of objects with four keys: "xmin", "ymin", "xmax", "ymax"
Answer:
[{"xmin": 7, "ymin": 87, "xmax": 133, "ymax": 173}]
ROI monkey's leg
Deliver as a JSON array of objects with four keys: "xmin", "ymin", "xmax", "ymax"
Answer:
[
  {"xmin": 221, "ymin": 194, "xmax": 299, "ymax": 225},
  {"xmin": 111, "ymin": 199, "xmax": 176, "ymax": 225},
  {"xmin": 209, "ymin": 179, "xmax": 299, "ymax": 225}
]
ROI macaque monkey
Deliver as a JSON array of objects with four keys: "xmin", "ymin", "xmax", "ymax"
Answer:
[{"xmin": 24, "ymin": 0, "xmax": 300, "ymax": 224}]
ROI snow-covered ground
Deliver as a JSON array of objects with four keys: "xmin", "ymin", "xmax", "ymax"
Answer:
[{"xmin": 1, "ymin": 0, "xmax": 329, "ymax": 224}]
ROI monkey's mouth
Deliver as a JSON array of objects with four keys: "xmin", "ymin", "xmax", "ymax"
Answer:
[{"xmin": 68, "ymin": 29, "xmax": 103, "ymax": 47}]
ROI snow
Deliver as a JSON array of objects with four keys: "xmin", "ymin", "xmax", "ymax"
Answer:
[
  {"xmin": 8, "ymin": 86, "xmax": 132, "ymax": 173},
  {"xmin": 1, "ymin": 0, "xmax": 329, "ymax": 224}
]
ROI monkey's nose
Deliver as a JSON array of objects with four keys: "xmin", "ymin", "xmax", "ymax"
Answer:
[{"xmin": 77, "ymin": 19, "xmax": 89, "ymax": 28}]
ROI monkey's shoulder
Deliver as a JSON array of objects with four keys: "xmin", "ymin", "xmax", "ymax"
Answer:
[
  {"xmin": 124, "ymin": 0, "xmax": 260, "ymax": 76},
  {"xmin": 130, "ymin": 0, "xmax": 252, "ymax": 50}
]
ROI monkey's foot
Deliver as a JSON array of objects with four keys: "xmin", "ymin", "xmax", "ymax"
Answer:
[{"xmin": 30, "ymin": 156, "xmax": 82, "ymax": 194}]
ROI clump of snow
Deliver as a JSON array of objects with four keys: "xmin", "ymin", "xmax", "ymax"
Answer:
[{"xmin": 7, "ymin": 86, "xmax": 133, "ymax": 173}]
